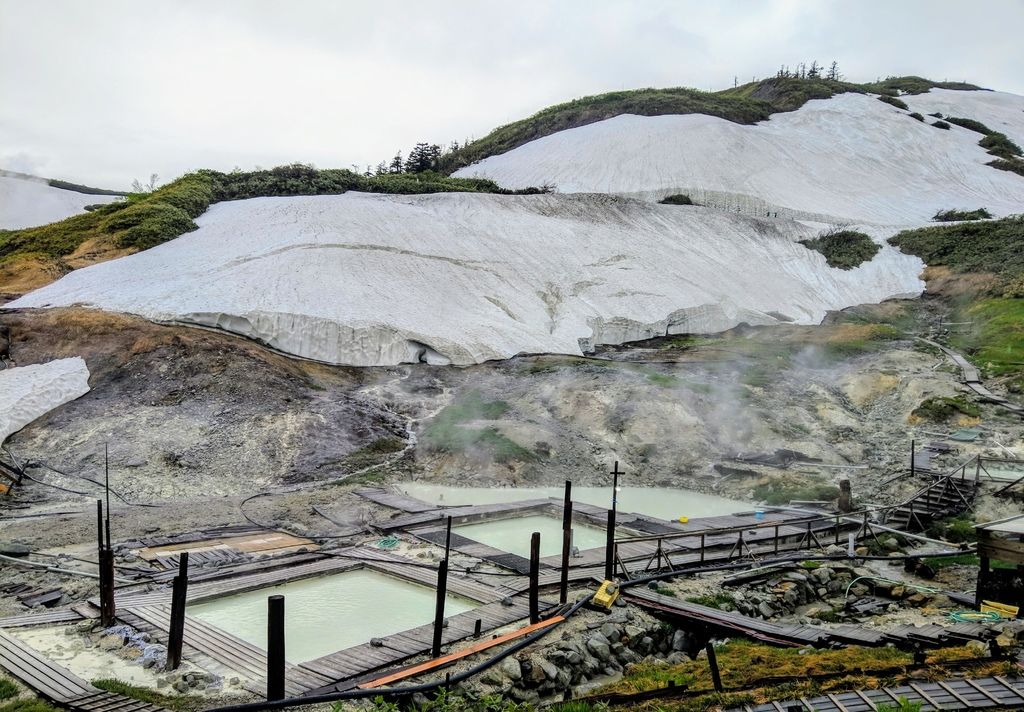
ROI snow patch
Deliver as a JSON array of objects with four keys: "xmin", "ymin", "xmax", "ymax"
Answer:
[
  {"xmin": 454, "ymin": 92, "xmax": 1024, "ymax": 224},
  {"xmin": 8, "ymin": 192, "xmax": 924, "ymax": 366},
  {"xmin": 0, "ymin": 174, "xmax": 119, "ymax": 230},
  {"xmin": 0, "ymin": 358, "xmax": 91, "ymax": 442}
]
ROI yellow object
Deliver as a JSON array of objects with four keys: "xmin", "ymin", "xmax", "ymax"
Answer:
[
  {"xmin": 981, "ymin": 600, "xmax": 1019, "ymax": 618},
  {"xmin": 678, "ymin": 516, "xmax": 689, "ymax": 523},
  {"xmin": 593, "ymin": 580, "xmax": 620, "ymax": 610}
]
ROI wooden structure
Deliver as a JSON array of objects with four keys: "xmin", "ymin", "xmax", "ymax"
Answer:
[
  {"xmin": 975, "ymin": 514, "xmax": 1024, "ymax": 609},
  {"xmin": 727, "ymin": 674, "xmax": 1024, "ymax": 711}
]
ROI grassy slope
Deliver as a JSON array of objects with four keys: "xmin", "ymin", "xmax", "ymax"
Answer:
[
  {"xmin": 438, "ymin": 75, "xmax": 983, "ymax": 172},
  {"xmin": 889, "ymin": 216, "xmax": 1024, "ymax": 383}
]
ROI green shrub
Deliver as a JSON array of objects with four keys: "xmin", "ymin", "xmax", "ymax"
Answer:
[
  {"xmin": 944, "ymin": 116, "xmax": 993, "ymax": 134},
  {"xmin": 979, "ymin": 132, "xmax": 1023, "ymax": 159},
  {"xmin": 908, "ymin": 112, "xmax": 924, "ymax": 122},
  {"xmin": 932, "ymin": 208, "xmax": 992, "ymax": 222},
  {"xmin": 925, "ymin": 515, "xmax": 977, "ymax": 544},
  {"xmin": 932, "ymin": 120, "xmax": 951, "ymax": 130},
  {"xmin": 928, "ymin": 112, "xmax": 943, "ymax": 118},
  {"xmin": 660, "ymin": 193, "xmax": 694, "ymax": 205},
  {"xmin": 799, "ymin": 230, "xmax": 880, "ymax": 270},
  {"xmin": 988, "ymin": 158, "xmax": 1024, "ymax": 177},
  {"xmin": 102, "ymin": 201, "xmax": 199, "ymax": 250},
  {"xmin": 877, "ymin": 95, "xmax": 909, "ymax": 110}
]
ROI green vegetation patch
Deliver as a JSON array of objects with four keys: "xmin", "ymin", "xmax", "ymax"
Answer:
[
  {"xmin": 752, "ymin": 477, "xmax": 839, "ymax": 505},
  {"xmin": 911, "ymin": 396, "xmax": 981, "ymax": 421},
  {"xmin": 0, "ymin": 679, "xmax": 17, "ymax": 702},
  {"xmin": 889, "ymin": 215, "xmax": 1024, "ymax": 280},
  {"xmin": 421, "ymin": 392, "xmax": 535, "ymax": 463},
  {"xmin": 932, "ymin": 208, "xmax": 992, "ymax": 222},
  {"xmin": 945, "ymin": 116, "xmax": 993, "ymax": 134},
  {"xmin": 686, "ymin": 593, "xmax": 735, "ymax": 610},
  {"xmin": 799, "ymin": 230, "xmax": 880, "ymax": 270},
  {"xmin": 909, "ymin": 112, "xmax": 924, "ymax": 122},
  {"xmin": 659, "ymin": 194, "xmax": 694, "ymax": 205},
  {"xmin": 877, "ymin": 95, "xmax": 909, "ymax": 110},
  {"xmin": 956, "ymin": 298, "xmax": 1024, "ymax": 373},
  {"xmin": 91, "ymin": 680, "xmax": 193, "ymax": 712},
  {"xmin": 932, "ymin": 120, "xmax": 951, "ymax": 130},
  {"xmin": 988, "ymin": 158, "xmax": 1024, "ymax": 177},
  {"xmin": 0, "ymin": 701, "xmax": 59, "ymax": 712},
  {"xmin": 941, "ymin": 117, "xmax": 1022, "ymax": 159},
  {"xmin": 925, "ymin": 515, "xmax": 977, "ymax": 544}
]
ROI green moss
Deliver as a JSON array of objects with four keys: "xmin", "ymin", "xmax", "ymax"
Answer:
[
  {"xmin": 925, "ymin": 515, "xmax": 978, "ymax": 544},
  {"xmin": 753, "ymin": 478, "xmax": 839, "ymax": 506},
  {"xmin": 958, "ymin": 298, "xmax": 1024, "ymax": 373},
  {"xmin": 911, "ymin": 396, "xmax": 980, "ymax": 421},
  {"xmin": 92, "ymin": 679, "xmax": 208, "ymax": 712},
  {"xmin": 421, "ymin": 393, "xmax": 535, "ymax": 463},
  {"xmin": 799, "ymin": 230, "xmax": 880, "ymax": 270},
  {"xmin": 686, "ymin": 593, "xmax": 734, "ymax": 609},
  {"xmin": 0, "ymin": 701, "xmax": 59, "ymax": 712}
]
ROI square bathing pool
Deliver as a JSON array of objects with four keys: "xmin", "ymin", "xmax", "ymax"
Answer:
[
  {"xmin": 189, "ymin": 568, "xmax": 475, "ymax": 663},
  {"xmin": 455, "ymin": 514, "xmax": 608, "ymax": 558}
]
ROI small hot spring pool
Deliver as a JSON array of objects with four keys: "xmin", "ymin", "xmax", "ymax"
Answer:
[
  {"xmin": 456, "ymin": 514, "xmax": 608, "ymax": 558},
  {"xmin": 189, "ymin": 568, "xmax": 475, "ymax": 663}
]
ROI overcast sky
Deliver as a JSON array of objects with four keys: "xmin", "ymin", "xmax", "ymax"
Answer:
[{"xmin": 2, "ymin": 0, "xmax": 1023, "ymax": 189}]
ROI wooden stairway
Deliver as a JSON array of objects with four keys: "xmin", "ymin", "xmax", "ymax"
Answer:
[{"xmin": 884, "ymin": 476, "xmax": 978, "ymax": 532}]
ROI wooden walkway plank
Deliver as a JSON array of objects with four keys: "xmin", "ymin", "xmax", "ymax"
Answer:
[{"xmin": 0, "ymin": 629, "xmax": 95, "ymax": 702}]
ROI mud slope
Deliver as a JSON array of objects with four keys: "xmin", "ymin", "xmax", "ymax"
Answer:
[
  {"xmin": 7, "ymin": 192, "xmax": 923, "ymax": 366},
  {"xmin": 0, "ymin": 309, "xmax": 407, "ymax": 502},
  {"xmin": 455, "ymin": 91, "xmax": 1024, "ymax": 223}
]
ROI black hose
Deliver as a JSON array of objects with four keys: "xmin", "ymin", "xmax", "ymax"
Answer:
[{"xmin": 204, "ymin": 593, "xmax": 595, "ymax": 712}]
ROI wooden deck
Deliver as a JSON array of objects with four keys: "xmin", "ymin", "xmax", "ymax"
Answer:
[
  {"xmin": 728, "ymin": 674, "xmax": 1024, "ymax": 711},
  {"xmin": 301, "ymin": 596, "xmax": 555, "ymax": 695},
  {"xmin": 354, "ymin": 487, "xmax": 440, "ymax": 513}
]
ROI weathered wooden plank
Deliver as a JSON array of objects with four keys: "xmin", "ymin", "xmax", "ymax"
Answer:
[{"xmin": 0, "ymin": 629, "xmax": 95, "ymax": 701}]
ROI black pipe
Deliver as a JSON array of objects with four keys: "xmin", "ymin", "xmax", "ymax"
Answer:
[{"xmin": 267, "ymin": 595, "xmax": 286, "ymax": 701}]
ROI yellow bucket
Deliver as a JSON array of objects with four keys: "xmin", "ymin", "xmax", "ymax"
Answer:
[{"xmin": 678, "ymin": 516, "xmax": 689, "ymax": 523}]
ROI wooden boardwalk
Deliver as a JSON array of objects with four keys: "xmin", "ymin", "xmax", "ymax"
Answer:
[
  {"xmin": 626, "ymin": 588, "xmax": 998, "ymax": 652},
  {"xmin": 0, "ymin": 629, "xmax": 167, "ymax": 711},
  {"xmin": 728, "ymin": 674, "xmax": 1024, "ymax": 711},
  {"xmin": 355, "ymin": 487, "xmax": 441, "ymax": 513},
  {"xmin": 124, "ymin": 603, "xmax": 334, "ymax": 697},
  {"xmin": 922, "ymin": 338, "xmax": 1024, "ymax": 417}
]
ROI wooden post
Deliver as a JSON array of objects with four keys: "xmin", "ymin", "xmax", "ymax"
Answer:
[
  {"xmin": 444, "ymin": 515, "xmax": 453, "ymax": 556},
  {"xmin": 431, "ymin": 558, "xmax": 449, "ymax": 658},
  {"xmin": 99, "ymin": 548, "xmax": 116, "ymax": 627},
  {"xmin": 838, "ymin": 477, "xmax": 852, "ymax": 513},
  {"xmin": 604, "ymin": 509, "xmax": 616, "ymax": 581},
  {"xmin": 560, "ymin": 480, "xmax": 572, "ymax": 604},
  {"xmin": 473, "ymin": 618, "xmax": 482, "ymax": 638},
  {"xmin": 910, "ymin": 439, "xmax": 916, "ymax": 478},
  {"xmin": 165, "ymin": 552, "xmax": 189, "ymax": 671},
  {"xmin": 96, "ymin": 499, "xmax": 104, "ymax": 553},
  {"xmin": 975, "ymin": 554, "xmax": 990, "ymax": 609},
  {"xmin": 705, "ymin": 642, "xmax": 723, "ymax": 692},
  {"xmin": 529, "ymin": 531, "xmax": 541, "ymax": 625},
  {"xmin": 266, "ymin": 595, "xmax": 285, "ymax": 701}
]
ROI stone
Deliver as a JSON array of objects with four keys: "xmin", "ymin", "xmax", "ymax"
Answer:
[
  {"xmin": 670, "ymin": 629, "xmax": 690, "ymax": 652},
  {"xmin": 882, "ymin": 537, "xmax": 900, "ymax": 552},
  {"xmin": 636, "ymin": 636, "xmax": 654, "ymax": 655},
  {"xmin": 98, "ymin": 634, "xmax": 123, "ymax": 651},
  {"xmin": 173, "ymin": 680, "xmax": 189, "ymax": 694},
  {"xmin": 499, "ymin": 656, "xmax": 522, "ymax": 681},
  {"xmin": 825, "ymin": 544, "xmax": 846, "ymax": 556},
  {"xmin": 854, "ymin": 546, "xmax": 869, "ymax": 557},
  {"xmin": 508, "ymin": 687, "xmax": 539, "ymax": 705},
  {"xmin": 757, "ymin": 601, "xmax": 776, "ymax": 618},
  {"xmin": 600, "ymin": 623, "xmax": 622, "ymax": 643},
  {"xmin": 587, "ymin": 634, "xmax": 612, "ymax": 661},
  {"xmin": 156, "ymin": 678, "xmax": 170, "ymax": 689},
  {"xmin": 623, "ymin": 624, "xmax": 642, "ymax": 641}
]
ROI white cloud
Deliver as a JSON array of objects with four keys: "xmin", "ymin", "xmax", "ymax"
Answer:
[{"xmin": 1, "ymin": 0, "xmax": 1022, "ymax": 189}]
